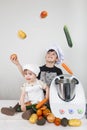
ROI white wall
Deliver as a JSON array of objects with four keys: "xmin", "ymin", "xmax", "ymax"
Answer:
[{"xmin": 0, "ymin": 0, "xmax": 87, "ymax": 99}]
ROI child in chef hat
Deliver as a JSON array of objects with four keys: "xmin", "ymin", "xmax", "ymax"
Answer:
[
  {"xmin": 38, "ymin": 43, "xmax": 64, "ymax": 86},
  {"xmin": 20, "ymin": 64, "xmax": 49, "ymax": 111},
  {"xmin": 46, "ymin": 44, "xmax": 64, "ymax": 64},
  {"xmin": 1, "ymin": 64, "xmax": 49, "ymax": 116},
  {"xmin": 10, "ymin": 43, "xmax": 64, "ymax": 87}
]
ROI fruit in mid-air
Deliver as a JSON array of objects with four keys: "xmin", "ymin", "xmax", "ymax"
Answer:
[
  {"xmin": 40, "ymin": 11, "xmax": 48, "ymax": 18},
  {"xmin": 18, "ymin": 30, "xmax": 27, "ymax": 39}
]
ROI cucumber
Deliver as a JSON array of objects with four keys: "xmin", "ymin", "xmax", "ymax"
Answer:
[
  {"xmin": 16, "ymin": 105, "xmax": 32, "ymax": 112},
  {"xmin": 26, "ymin": 104, "xmax": 37, "ymax": 112},
  {"xmin": 32, "ymin": 104, "xmax": 37, "ymax": 112},
  {"xmin": 16, "ymin": 104, "xmax": 37, "ymax": 112},
  {"xmin": 63, "ymin": 25, "xmax": 73, "ymax": 48}
]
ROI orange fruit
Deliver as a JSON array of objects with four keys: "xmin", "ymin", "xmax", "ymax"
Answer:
[
  {"xmin": 40, "ymin": 11, "xmax": 48, "ymax": 18},
  {"xmin": 54, "ymin": 117, "xmax": 61, "ymax": 126},
  {"xmin": 10, "ymin": 54, "xmax": 17, "ymax": 60},
  {"xmin": 42, "ymin": 108, "xmax": 51, "ymax": 117},
  {"xmin": 47, "ymin": 113, "xmax": 55, "ymax": 123},
  {"xmin": 40, "ymin": 105, "xmax": 47, "ymax": 110},
  {"xmin": 36, "ymin": 109, "xmax": 43, "ymax": 116}
]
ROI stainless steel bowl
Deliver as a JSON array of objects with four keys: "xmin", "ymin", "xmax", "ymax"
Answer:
[{"xmin": 55, "ymin": 74, "xmax": 79, "ymax": 102}]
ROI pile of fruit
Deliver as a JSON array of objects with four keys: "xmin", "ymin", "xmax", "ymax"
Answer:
[
  {"xmin": 28, "ymin": 104, "xmax": 61, "ymax": 126},
  {"xmin": 27, "ymin": 100, "xmax": 82, "ymax": 127}
]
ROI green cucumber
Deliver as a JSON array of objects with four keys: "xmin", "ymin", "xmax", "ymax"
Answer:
[
  {"xmin": 16, "ymin": 104, "xmax": 37, "ymax": 112},
  {"xmin": 26, "ymin": 104, "xmax": 37, "ymax": 111},
  {"xmin": 63, "ymin": 25, "xmax": 73, "ymax": 48},
  {"xmin": 31, "ymin": 104, "xmax": 37, "ymax": 112}
]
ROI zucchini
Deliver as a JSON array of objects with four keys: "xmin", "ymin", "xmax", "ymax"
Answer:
[{"xmin": 63, "ymin": 25, "xmax": 73, "ymax": 48}]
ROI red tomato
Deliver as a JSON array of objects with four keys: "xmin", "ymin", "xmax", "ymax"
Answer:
[{"xmin": 40, "ymin": 11, "xmax": 48, "ymax": 18}]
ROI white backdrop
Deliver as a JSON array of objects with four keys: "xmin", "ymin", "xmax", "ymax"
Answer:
[{"xmin": 0, "ymin": 0, "xmax": 87, "ymax": 99}]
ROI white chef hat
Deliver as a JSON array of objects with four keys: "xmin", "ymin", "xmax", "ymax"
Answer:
[
  {"xmin": 46, "ymin": 44, "xmax": 64, "ymax": 64},
  {"xmin": 23, "ymin": 64, "xmax": 40, "ymax": 77}
]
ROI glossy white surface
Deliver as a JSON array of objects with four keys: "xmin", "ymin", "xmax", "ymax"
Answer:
[
  {"xmin": 50, "ymin": 76, "xmax": 86, "ymax": 119},
  {"xmin": 0, "ymin": 100, "xmax": 87, "ymax": 130}
]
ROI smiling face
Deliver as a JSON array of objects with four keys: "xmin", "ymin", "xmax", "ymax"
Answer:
[
  {"xmin": 24, "ymin": 69, "xmax": 36, "ymax": 83},
  {"xmin": 45, "ymin": 49, "xmax": 58, "ymax": 64}
]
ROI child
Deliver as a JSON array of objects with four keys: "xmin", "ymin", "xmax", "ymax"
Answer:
[
  {"xmin": 10, "ymin": 44, "xmax": 64, "ymax": 87},
  {"xmin": 1, "ymin": 64, "xmax": 49, "ymax": 116},
  {"xmin": 38, "ymin": 44, "xmax": 64, "ymax": 86}
]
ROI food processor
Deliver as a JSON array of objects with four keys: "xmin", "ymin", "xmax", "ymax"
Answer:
[{"xmin": 49, "ymin": 74, "xmax": 86, "ymax": 119}]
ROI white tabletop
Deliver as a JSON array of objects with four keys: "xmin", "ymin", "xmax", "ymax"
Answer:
[{"xmin": 0, "ymin": 100, "xmax": 86, "ymax": 130}]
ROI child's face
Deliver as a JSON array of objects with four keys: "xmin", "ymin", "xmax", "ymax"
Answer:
[
  {"xmin": 45, "ymin": 50, "xmax": 58, "ymax": 64},
  {"xmin": 24, "ymin": 69, "xmax": 36, "ymax": 83}
]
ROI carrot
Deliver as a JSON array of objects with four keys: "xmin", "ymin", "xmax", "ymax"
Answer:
[
  {"xmin": 36, "ymin": 98, "xmax": 48, "ymax": 109},
  {"xmin": 61, "ymin": 63, "xmax": 73, "ymax": 75}
]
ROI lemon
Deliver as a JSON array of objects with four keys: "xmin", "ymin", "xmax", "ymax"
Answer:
[{"xmin": 18, "ymin": 30, "xmax": 27, "ymax": 39}]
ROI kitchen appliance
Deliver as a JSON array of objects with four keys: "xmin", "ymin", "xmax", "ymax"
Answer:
[{"xmin": 49, "ymin": 74, "xmax": 86, "ymax": 119}]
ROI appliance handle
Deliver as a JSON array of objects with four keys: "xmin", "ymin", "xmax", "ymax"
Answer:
[
  {"xmin": 55, "ymin": 77, "xmax": 60, "ymax": 85},
  {"xmin": 70, "ymin": 76, "xmax": 79, "ymax": 84},
  {"xmin": 58, "ymin": 74, "xmax": 79, "ymax": 84}
]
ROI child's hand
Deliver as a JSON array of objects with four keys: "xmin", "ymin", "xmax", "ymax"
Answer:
[
  {"xmin": 21, "ymin": 104, "xmax": 26, "ymax": 112},
  {"xmin": 11, "ymin": 58, "xmax": 19, "ymax": 65},
  {"xmin": 10, "ymin": 54, "xmax": 17, "ymax": 60},
  {"xmin": 10, "ymin": 54, "xmax": 20, "ymax": 65}
]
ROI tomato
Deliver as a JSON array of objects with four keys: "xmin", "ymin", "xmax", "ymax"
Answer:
[
  {"xmin": 40, "ymin": 11, "xmax": 48, "ymax": 18},
  {"xmin": 54, "ymin": 117, "xmax": 61, "ymax": 126}
]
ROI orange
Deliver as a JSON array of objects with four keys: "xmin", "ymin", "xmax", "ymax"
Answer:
[
  {"xmin": 54, "ymin": 117, "xmax": 61, "ymax": 126},
  {"xmin": 42, "ymin": 108, "xmax": 51, "ymax": 117},
  {"xmin": 10, "ymin": 54, "xmax": 17, "ymax": 60},
  {"xmin": 47, "ymin": 113, "xmax": 55, "ymax": 123},
  {"xmin": 40, "ymin": 11, "xmax": 48, "ymax": 18},
  {"xmin": 36, "ymin": 109, "xmax": 43, "ymax": 116},
  {"xmin": 40, "ymin": 105, "xmax": 47, "ymax": 110}
]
